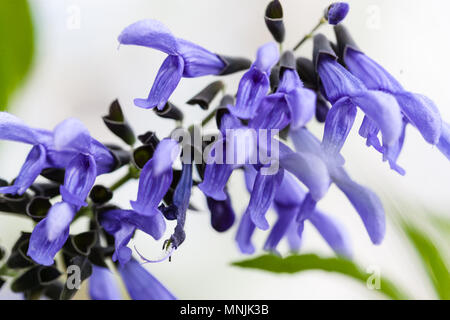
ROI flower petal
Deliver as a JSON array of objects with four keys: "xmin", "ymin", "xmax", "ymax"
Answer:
[
  {"xmin": 437, "ymin": 121, "xmax": 450, "ymax": 160},
  {"xmin": 46, "ymin": 202, "xmax": 76, "ymax": 241},
  {"xmin": 235, "ymin": 212, "xmax": 256, "ymax": 254},
  {"xmin": 358, "ymin": 116, "xmax": 383, "ymax": 152},
  {"xmin": 249, "ymin": 93, "xmax": 290, "ymax": 130},
  {"xmin": 130, "ymin": 159, "xmax": 173, "ymax": 216},
  {"xmin": 383, "ymin": 119, "xmax": 407, "ymax": 175},
  {"xmin": 118, "ymin": 259, "xmax": 176, "ymax": 300},
  {"xmin": 0, "ymin": 112, "xmax": 48, "ymax": 145},
  {"xmin": 134, "ymin": 55, "xmax": 184, "ymax": 110},
  {"xmin": 264, "ymin": 203, "xmax": 297, "ymax": 252},
  {"xmin": 274, "ymin": 172, "xmax": 306, "ymax": 207},
  {"xmin": 394, "ymin": 92, "xmax": 442, "ymax": 145},
  {"xmin": 279, "ymin": 143, "xmax": 331, "ymax": 200},
  {"xmin": 153, "ymin": 138, "xmax": 181, "ymax": 176},
  {"xmin": 27, "ymin": 217, "xmax": 69, "ymax": 266},
  {"xmin": 246, "ymin": 169, "xmax": 284, "ymax": 230},
  {"xmin": 321, "ymin": 96, "xmax": 357, "ymax": 157},
  {"xmin": 60, "ymin": 154, "xmax": 97, "ymax": 208},
  {"xmin": 351, "ymin": 90, "xmax": 403, "ymax": 147},
  {"xmin": 0, "ymin": 144, "xmax": 47, "ymax": 195},
  {"xmin": 89, "ymin": 266, "xmax": 122, "ymax": 300},
  {"xmin": 331, "ymin": 167, "xmax": 385, "ymax": 244},
  {"xmin": 177, "ymin": 38, "xmax": 225, "ymax": 77},
  {"xmin": 230, "ymin": 67, "xmax": 270, "ymax": 119},
  {"xmin": 118, "ymin": 19, "xmax": 178, "ymax": 55},
  {"xmin": 309, "ymin": 210, "xmax": 352, "ymax": 257},
  {"xmin": 254, "ymin": 42, "xmax": 279, "ymax": 74},
  {"xmin": 53, "ymin": 118, "xmax": 92, "ymax": 154},
  {"xmin": 286, "ymin": 87, "xmax": 316, "ymax": 130}
]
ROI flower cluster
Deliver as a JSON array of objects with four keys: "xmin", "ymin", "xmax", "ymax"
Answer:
[{"xmin": 0, "ymin": 1, "xmax": 448, "ymax": 300}]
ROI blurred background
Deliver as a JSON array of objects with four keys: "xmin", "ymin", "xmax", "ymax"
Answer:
[{"xmin": 0, "ymin": 0, "xmax": 449, "ymax": 299}]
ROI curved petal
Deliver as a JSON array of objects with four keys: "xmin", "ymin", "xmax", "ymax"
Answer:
[
  {"xmin": 152, "ymin": 138, "xmax": 181, "ymax": 176},
  {"xmin": 89, "ymin": 266, "xmax": 122, "ymax": 300},
  {"xmin": 134, "ymin": 55, "xmax": 184, "ymax": 110},
  {"xmin": 198, "ymin": 162, "xmax": 233, "ymax": 201},
  {"xmin": 130, "ymin": 158, "xmax": 173, "ymax": 216},
  {"xmin": 317, "ymin": 55, "xmax": 366, "ymax": 104},
  {"xmin": 264, "ymin": 203, "xmax": 297, "ymax": 252},
  {"xmin": 177, "ymin": 38, "xmax": 225, "ymax": 77},
  {"xmin": 254, "ymin": 42, "xmax": 279, "ymax": 74},
  {"xmin": 0, "ymin": 112, "xmax": 46, "ymax": 145},
  {"xmin": 351, "ymin": 90, "xmax": 403, "ymax": 147},
  {"xmin": 274, "ymin": 172, "xmax": 306, "ymax": 207},
  {"xmin": 235, "ymin": 212, "xmax": 256, "ymax": 254},
  {"xmin": 246, "ymin": 169, "xmax": 284, "ymax": 230},
  {"xmin": 60, "ymin": 154, "xmax": 97, "ymax": 208},
  {"xmin": 277, "ymin": 69, "xmax": 303, "ymax": 94},
  {"xmin": 118, "ymin": 19, "xmax": 178, "ymax": 55},
  {"xmin": 110, "ymin": 209, "xmax": 166, "ymax": 241},
  {"xmin": 395, "ymin": 92, "xmax": 442, "ymax": 145},
  {"xmin": 53, "ymin": 118, "xmax": 92, "ymax": 154},
  {"xmin": 286, "ymin": 87, "xmax": 316, "ymax": 130},
  {"xmin": 383, "ymin": 119, "xmax": 407, "ymax": 175},
  {"xmin": 27, "ymin": 217, "xmax": 70, "ymax": 266},
  {"xmin": 279, "ymin": 143, "xmax": 331, "ymax": 200},
  {"xmin": 46, "ymin": 202, "xmax": 76, "ymax": 241},
  {"xmin": 119, "ymin": 259, "xmax": 176, "ymax": 300},
  {"xmin": 309, "ymin": 210, "xmax": 352, "ymax": 257},
  {"xmin": 0, "ymin": 144, "xmax": 47, "ymax": 195},
  {"xmin": 321, "ymin": 96, "xmax": 357, "ymax": 157},
  {"xmin": 331, "ymin": 167, "xmax": 385, "ymax": 244},
  {"xmin": 90, "ymin": 140, "xmax": 116, "ymax": 174},
  {"xmin": 358, "ymin": 116, "xmax": 383, "ymax": 152},
  {"xmin": 249, "ymin": 93, "xmax": 290, "ymax": 130},
  {"xmin": 437, "ymin": 121, "xmax": 450, "ymax": 160},
  {"xmin": 344, "ymin": 48, "xmax": 404, "ymax": 94},
  {"xmin": 230, "ymin": 68, "xmax": 270, "ymax": 119}
]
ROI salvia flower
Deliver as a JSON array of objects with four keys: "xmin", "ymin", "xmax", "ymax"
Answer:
[
  {"xmin": 118, "ymin": 19, "xmax": 250, "ymax": 110},
  {"xmin": 229, "ymin": 42, "xmax": 280, "ymax": 119},
  {"xmin": 313, "ymin": 34, "xmax": 403, "ymax": 161},
  {"xmin": 118, "ymin": 259, "xmax": 176, "ymax": 300},
  {"xmin": 89, "ymin": 266, "xmax": 122, "ymax": 300},
  {"xmin": 334, "ymin": 24, "xmax": 447, "ymax": 171},
  {"xmin": 325, "ymin": 2, "xmax": 350, "ymax": 25}
]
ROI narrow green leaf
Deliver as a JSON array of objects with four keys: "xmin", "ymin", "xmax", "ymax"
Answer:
[
  {"xmin": 0, "ymin": 0, "xmax": 35, "ymax": 110},
  {"xmin": 402, "ymin": 222, "xmax": 450, "ymax": 300},
  {"xmin": 232, "ymin": 254, "xmax": 407, "ymax": 300}
]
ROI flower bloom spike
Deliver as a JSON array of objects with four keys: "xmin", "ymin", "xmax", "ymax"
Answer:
[
  {"xmin": 334, "ymin": 24, "xmax": 448, "ymax": 170},
  {"xmin": 118, "ymin": 19, "xmax": 251, "ymax": 110}
]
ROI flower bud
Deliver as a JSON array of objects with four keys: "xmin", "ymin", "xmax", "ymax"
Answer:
[
  {"xmin": 265, "ymin": 0, "xmax": 285, "ymax": 43},
  {"xmin": 187, "ymin": 81, "xmax": 224, "ymax": 110},
  {"xmin": 325, "ymin": 2, "xmax": 350, "ymax": 25}
]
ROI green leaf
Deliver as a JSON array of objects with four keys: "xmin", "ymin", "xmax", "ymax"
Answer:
[
  {"xmin": 401, "ymin": 222, "xmax": 450, "ymax": 300},
  {"xmin": 0, "ymin": 0, "xmax": 34, "ymax": 110},
  {"xmin": 232, "ymin": 254, "xmax": 407, "ymax": 300}
]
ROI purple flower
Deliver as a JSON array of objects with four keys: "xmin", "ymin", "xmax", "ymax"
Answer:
[
  {"xmin": 89, "ymin": 266, "xmax": 122, "ymax": 300},
  {"xmin": 313, "ymin": 34, "xmax": 403, "ymax": 161},
  {"xmin": 334, "ymin": 25, "xmax": 446, "ymax": 169},
  {"xmin": 119, "ymin": 19, "xmax": 249, "ymax": 110},
  {"xmin": 228, "ymin": 42, "xmax": 279, "ymax": 119},
  {"xmin": 206, "ymin": 190, "xmax": 236, "ymax": 232},
  {"xmin": 118, "ymin": 259, "xmax": 176, "ymax": 300},
  {"xmin": 249, "ymin": 51, "xmax": 316, "ymax": 131},
  {"xmin": 290, "ymin": 128, "xmax": 385, "ymax": 244},
  {"xmin": 438, "ymin": 122, "xmax": 450, "ymax": 160},
  {"xmin": 100, "ymin": 138, "xmax": 179, "ymax": 264},
  {"xmin": 325, "ymin": 2, "xmax": 350, "ymax": 25},
  {"xmin": 0, "ymin": 113, "xmax": 116, "ymax": 265}
]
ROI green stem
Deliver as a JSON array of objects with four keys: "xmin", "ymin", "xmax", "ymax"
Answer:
[
  {"xmin": 293, "ymin": 17, "xmax": 327, "ymax": 52},
  {"xmin": 201, "ymin": 108, "xmax": 217, "ymax": 127}
]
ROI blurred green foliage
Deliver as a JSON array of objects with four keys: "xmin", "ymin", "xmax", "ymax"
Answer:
[
  {"xmin": 0, "ymin": 0, "xmax": 34, "ymax": 110},
  {"xmin": 232, "ymin": 253, "xmax": 407, "ymax": 300}
]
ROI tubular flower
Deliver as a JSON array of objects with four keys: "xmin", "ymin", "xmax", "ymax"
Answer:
[
  {"xmin": 0, "ymin": 113, "xmax": 116, "ymax": 265},
  {"xmin": 89, "ymin": 266, "xmax": 122, "ymax": 300},
  {"xmin": 100, "ymin": 138, "xmax": 180, "ymax": 265},
  {"xmin": 334, "ymin": 24, "xmax": 447, "ymax": 170},
  {"xmin": 118, "ymin": 19, "xmax": 250, "ymax": 110},
  {"xmin": 229, "ymin": 42, "xmax": 280, "ymax": 119},
  {"xmin": 313, "ymin": 34, "xmax": 403, "ymax": 162}
]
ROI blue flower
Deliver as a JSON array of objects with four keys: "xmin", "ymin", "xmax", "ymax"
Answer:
[
  {"xmin": 228, "ymin": 42, "xmax": 279, "ymax": 119},
  {"xmin": 118, "ymin": 259, "xmax": 176, "ymax": 300},
  {"xmin": 119, "ymin": 19, "xmax": 249, "ymax": 110},
  {"xmin": 334, "ymin": 25, "xmax": 447, "ymax": 169},
  {"xmin": 313, "ymin": 34, "xmax": 404, "ymax": 164},
  {"xmin": 100, "ymin": 138, "xmax": 180, "ymax": 265},
  {"xmin": 249, "ymin": 51, "xmax": 316, "ymax": 131},
  {"xmin": 290, "ymin": 128, "xmax": 385, "ymax": 245},
  {"xmin": 325, "ymin": 2, "xmax": 350, "ymax": 25},
  {"xmin": 89, "ymin": 266, "xmax": 122, "ymax": 300},
  {"xmin": 0, "ymin": 113, "xmax": 116, "ymax": 265},
  {"xmin": 438, "ymin": 122, "xmax": 450, "ymax": 160},
  {"xmin": 207, "ymin": 190, "xmax": 236, "ymax": 232}
]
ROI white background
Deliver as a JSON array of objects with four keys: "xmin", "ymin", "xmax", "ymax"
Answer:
[{"xmin": 0, "ymin": 0, "xmax": 449, "ymax": 299}]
